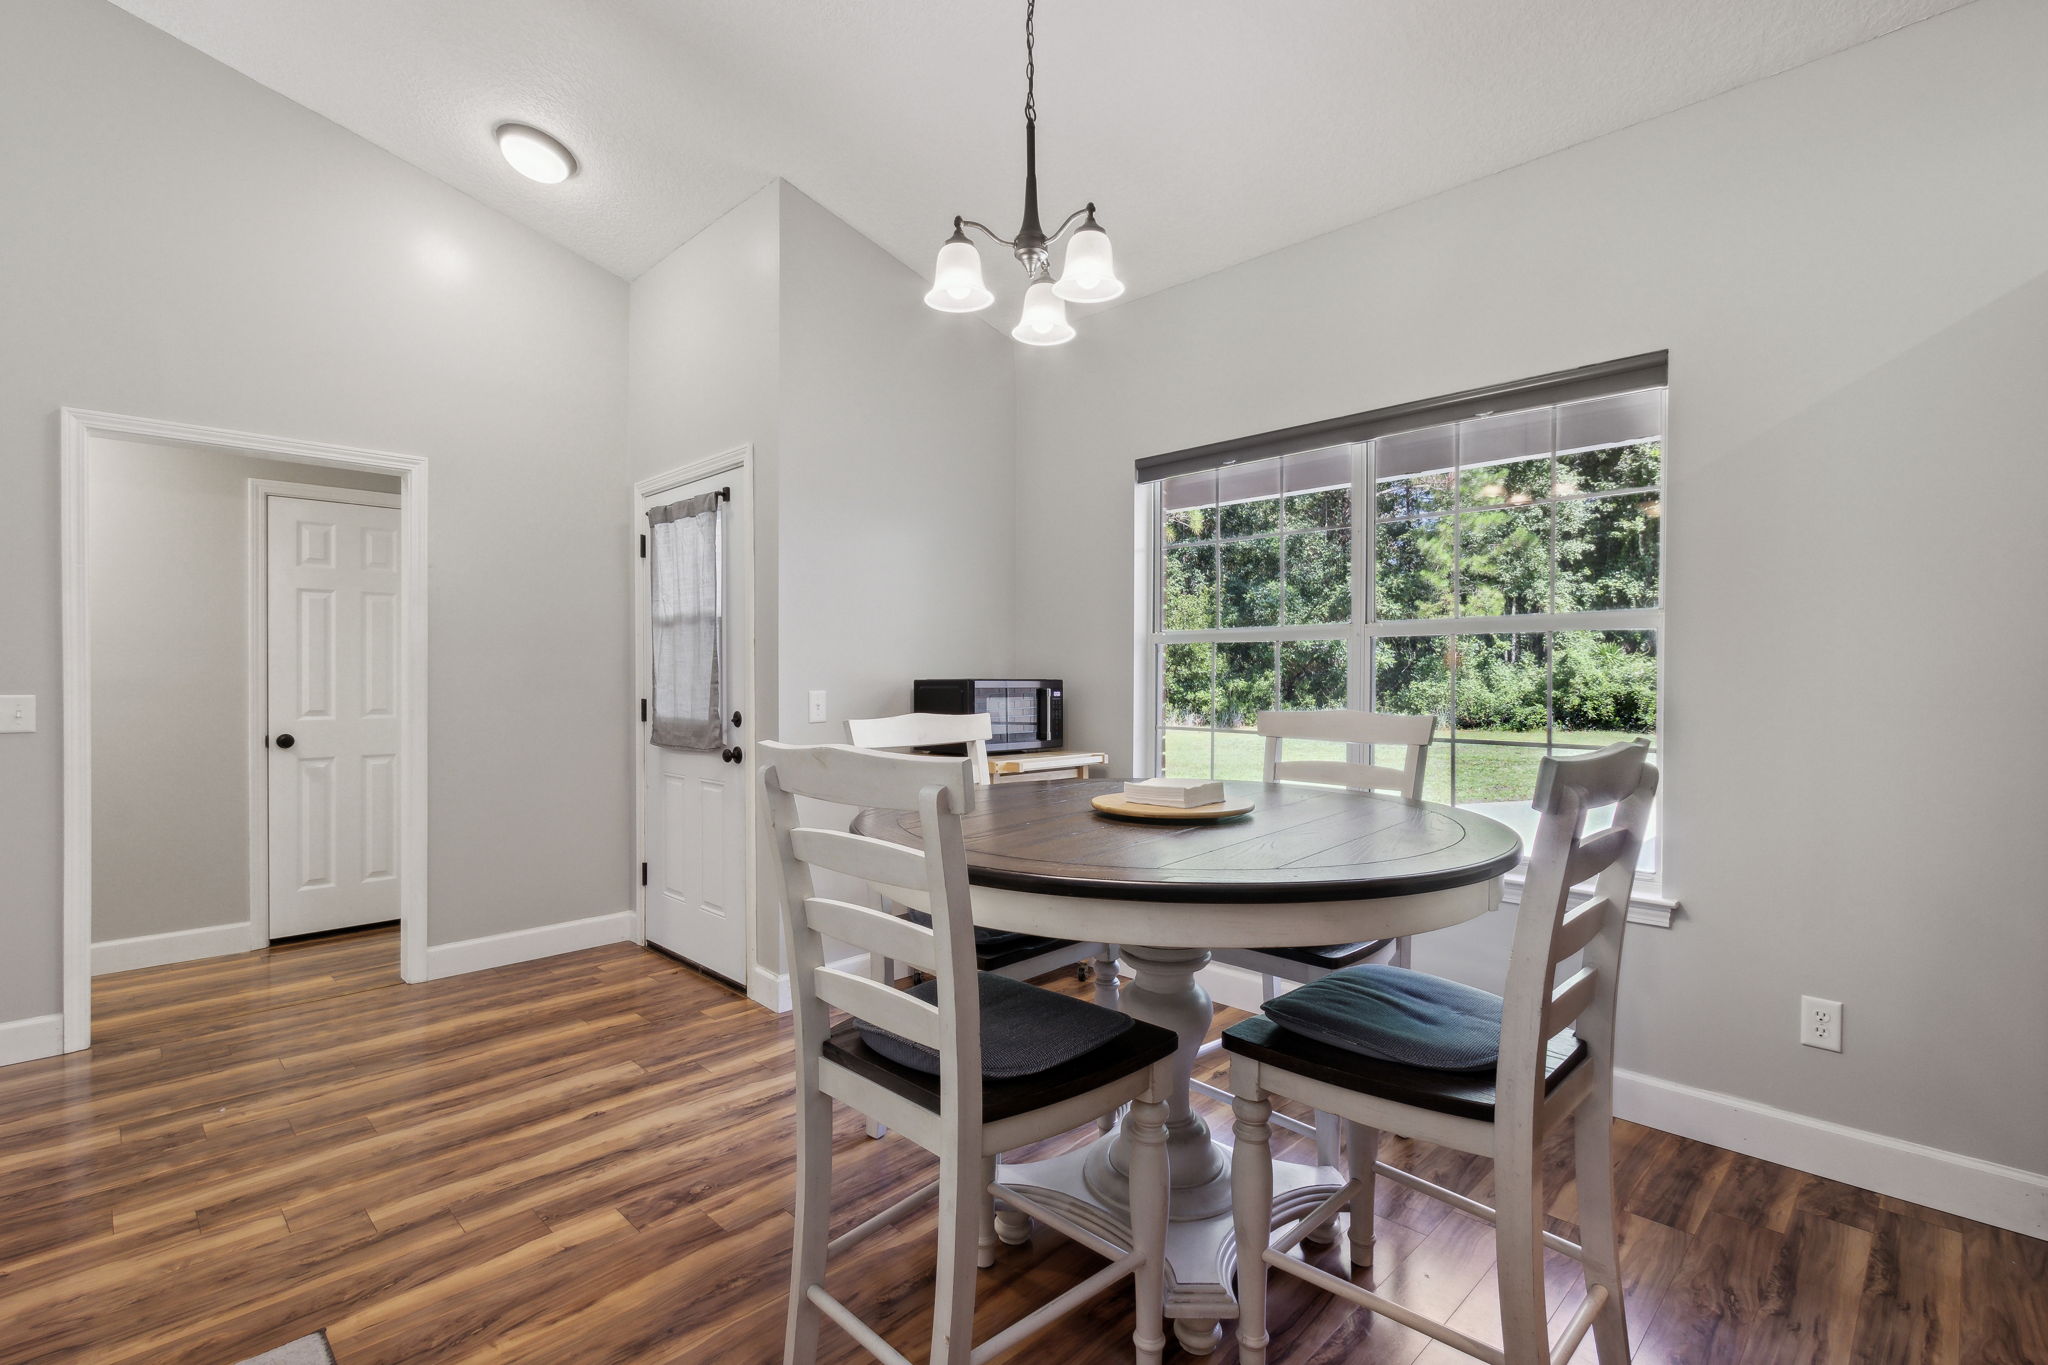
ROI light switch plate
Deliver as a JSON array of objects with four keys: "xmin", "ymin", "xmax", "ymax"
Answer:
[
  {"xmin": 0, "ymin": 695, "xmax": 35, "ymax": 733},
  {"xmin": 808, "ymin": 690, "xmax": 828, "ymax": 723}
]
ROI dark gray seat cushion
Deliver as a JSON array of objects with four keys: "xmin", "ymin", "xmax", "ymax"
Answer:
[
  {"xmin": 1221, "ymin": 1013, "xmax": 1587, "ymax": 1124},
  {"xmin": 858, "ymin": 971, "xmax": 1131, "ymax": 1078},
  {"xmin": 1260, "ymin": 964, "xmax": 1505, "ymax": 1070},
  {"xmin": 1245, "ymin": 940, "xmax": 1394, "ymax": 972},
  {"xmin": 828, "ymin": 974, "xmax": 1177, "ymax": 1123},
  {"xmin": 901, "ymin": 908, "xmax": 1082, "ymax": 974}
]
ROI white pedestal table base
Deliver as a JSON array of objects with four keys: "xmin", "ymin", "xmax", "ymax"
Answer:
[{"xmin": 992, "ymin": 944, "xmax": 1351, "ymax": 1355}]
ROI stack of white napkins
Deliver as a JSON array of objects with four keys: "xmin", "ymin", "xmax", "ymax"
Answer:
[{"xmin": 1123, "ymin": 777, "xmax": 1226, "ymax": 808}]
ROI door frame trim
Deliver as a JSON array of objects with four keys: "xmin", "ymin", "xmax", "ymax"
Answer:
[
  {"xmin": 245, "ymin": 480, "xmax": 403, "ymax": 947},
  {"xmin": 632, "ymin": 446, "xmax": 766, "ymax": 1005},
  {"xmin": 59, "ymin": 408, "xmax": 432, "ymax": 1052}
]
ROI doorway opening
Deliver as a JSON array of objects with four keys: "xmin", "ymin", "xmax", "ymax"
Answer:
[{"xmin": 59, "ymin": 409, "xmax": 430, "ymax": 1052}]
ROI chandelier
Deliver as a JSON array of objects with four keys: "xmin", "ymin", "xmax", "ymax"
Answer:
[{"xmin": 923, "ymin": 0, "xmax": 1123, "ymax": 345}]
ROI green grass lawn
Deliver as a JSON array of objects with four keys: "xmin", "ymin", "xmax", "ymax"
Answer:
[{"xmin": 1162, "ymin": 727, "xmax": 1647, "ymax": 804}]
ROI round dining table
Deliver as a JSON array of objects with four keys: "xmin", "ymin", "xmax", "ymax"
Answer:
[{"xmin": 851, "ymin": 776, "xmax": 1522, "ymax": 1354}]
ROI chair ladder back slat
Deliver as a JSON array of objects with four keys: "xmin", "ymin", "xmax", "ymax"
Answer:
[
  {"xmin": 803, "ymin": 897, "xmax": 939, "ymax": 975},
  {"xmin": 846, "ymin": 710, "xmax": 992, "ymax": 750},
  {"xmin": 1544, "ymin": 964, "xmax": 1598, "ymax": 1038},
  {"xmin": 1571, "ymin": 770, "xmax": 1657, "ymax": 1061},
  {"xmin": 1255, "ymin": 708, "xmax": 1433, "ymax": 799},
  {"xmin": 1495, "ymin": 741, "xmax": 1659, "ymax": 1118},
  {"xmin": 1269, "ymin": 759, "xmax": 1413, "ymax": 792},
  {"xmin": 847, "ymin": 712, "xmax": 993, "ymax": 786},
  {"xmin": 791, "ymin": 827, "xmax": 929, "ymax": 897},
  {"xmin": 1531, "ymin": 740, "xmax": 1653, "ymax": 813},
  {"xmin": 815, "ymin": 966, "xmax": 944, "ymax": 1050},
  {"xmin": 1563, "ymin": 827, "xmax": 1636, "ymax": 889},
  {"xmin": 763, "ymin": 741, "xmax": 979, "ymax": 815},
  {"xmin": 1549, "ymin": 895, "xmax": 1615, "ymax": 966}
]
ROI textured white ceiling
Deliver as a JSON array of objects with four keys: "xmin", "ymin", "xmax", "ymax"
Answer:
[{"xmin": 108, "ymin": 0, "xmax": 1972, "ymax": 307}]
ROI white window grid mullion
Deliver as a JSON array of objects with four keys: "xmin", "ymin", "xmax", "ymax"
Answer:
[
  {"xmin": 1145, "ymin": 398, "xmax": 1664, "ymax": 809},
  {"xmin": 1547, "ymin": 407, "xmax": 1560, "ymax": 753},
  {"xmin": 1144, "ymin": 482, "xmax": 1164, "ymax": 776},
  {"xmin": 1153, "ymin": 623, "xmax": 1358, "ymax": 645},
  {"xmin": 1368, "ymin": 608, "xmax": 1663, "ymax": 638},
  {"xmin": 1276, "ymin": 496, "xmax": 1288, "ymax": 628},
  {"xmin": 1447, "ymin": 422, "xmax": 1464, "ymax": 802},
  {"xmin": 1206, "ymin": 621, "xmax": 1219, "ymax": 779},
  {"xmin": 1351, "ymin": 440, "xmax": 1371, "ymax": 766}
]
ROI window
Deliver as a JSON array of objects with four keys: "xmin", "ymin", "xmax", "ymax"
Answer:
[{"xmin": 1143, "ymin": 377, "xmax": 1663, "ymax": 864}]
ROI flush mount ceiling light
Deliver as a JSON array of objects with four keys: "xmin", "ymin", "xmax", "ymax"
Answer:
[
  {"xmin": 924, "ymin": 0, "xmax": 1122, "ymax": 345},
  {"xmin": 495, "ymin": 122, "xmax": 578, "ymax": 184}
]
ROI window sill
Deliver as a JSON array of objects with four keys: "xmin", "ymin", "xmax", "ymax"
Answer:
[{"xmin": 1499, "ymin": 867, "xmax": 1679, "ymax": 929}]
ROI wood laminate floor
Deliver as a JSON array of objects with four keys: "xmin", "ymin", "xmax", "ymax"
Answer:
[{"xmin": 0, "ymin": 928, "xmax": 2039, "ymax": 1364}]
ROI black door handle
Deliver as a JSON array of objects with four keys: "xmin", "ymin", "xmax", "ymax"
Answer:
[
  {"xmin": 275, "ymin": 733, "xmax": 296, "ymax": 749},
  {"xmin": 721, "ymin": 745, "xmax": 744, "ymax": 764}
]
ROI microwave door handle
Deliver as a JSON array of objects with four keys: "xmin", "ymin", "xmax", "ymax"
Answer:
[{"xmin": 1035, "ymin": 687, "xmax": 1051, "ymax": 743}]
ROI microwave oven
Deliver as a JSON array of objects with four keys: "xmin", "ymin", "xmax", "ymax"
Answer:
[{"xmin": 912, "ymin": 678, "xmax": 1063, "ymax": 755}]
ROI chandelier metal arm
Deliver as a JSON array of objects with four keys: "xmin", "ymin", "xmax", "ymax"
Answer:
[
  {"xmin": 955, "ymin": 217, "xmax": 1016, "ymax": 249},
  {"xmin": 952, "ymin": 202, "xmax": 1095, "ymax": 254},
  {"xmin": 1044, "ymin": 203, "xmax": 1096, "ymax": 245}
]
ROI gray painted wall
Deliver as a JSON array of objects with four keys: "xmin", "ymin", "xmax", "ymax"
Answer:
[
  {"xmin": 775, "ymin": 182, "xmax": 1017, "ymax": 740},
  {"xmin": 1012, "ymin": 0, "xmax": 2048, "ymax": 1174},
  {"xmin": 627, "ymin": 180, "xmax": 785, "ymax": 982},
  {"xmin": 1, "ymin": 0, "xmax": 632, "ymax": 1024},
  {"xmin": 88, "ymin": 440, "xmax": 399, "ymax": 945},
  {"xmin": 625, "ymin": 181, "xmax": 1018, "ymax": 989}
]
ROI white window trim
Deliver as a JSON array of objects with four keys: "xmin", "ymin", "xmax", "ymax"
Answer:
[
  {"xmin": 1136, "ymin": 412, "xmax": 1673, "ymax": 928},
  {"xmin": 1502, "ymin": 867, "xmax": 1679, "ymax": 929}
]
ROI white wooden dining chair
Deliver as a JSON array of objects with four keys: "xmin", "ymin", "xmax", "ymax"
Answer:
[
  {"xmin": 1193, "ymin": 708, "xmax": 1436, "ymax": 1164},
  {"xmin": 847, "ymin": 711, "xmax": 996, "ymax": 786},
  {"xmin": 762, "ymin": 742, "xmax": 1178, "ymax": 1365},
  {"xmin": 848, "ymin": 711, "xmax": 1120, "ymax": 997},
  {"xmin": 1225, "ymin": 741, "xmax": 1658, "ymax": 1365}
]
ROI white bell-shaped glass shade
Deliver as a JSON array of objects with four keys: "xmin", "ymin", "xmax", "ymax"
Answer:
[
  {"xmin": 1052, "ymin": 225, "xmax": 1123, "ymax": 302},
  {"xmin": 924, "ymin": 238, "xmax": 994, "ymax": 312},
  {"xmin": 1011, "ymin": 281, "xmax": 1076, "ymax": 346}
]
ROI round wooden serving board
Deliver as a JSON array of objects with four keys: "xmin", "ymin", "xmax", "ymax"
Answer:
[{"xmin": 1090, "ymin": 792, "xmax": 1255, "ymax": 822}]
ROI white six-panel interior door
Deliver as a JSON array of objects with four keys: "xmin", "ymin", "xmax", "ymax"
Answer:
[
  {"xmin": 642, "ymin": 471, "xmax": 750, "ymax": 984},
  {"xmin": 267, "ymin": 493, "xmax": 403, "ymax": 938}
]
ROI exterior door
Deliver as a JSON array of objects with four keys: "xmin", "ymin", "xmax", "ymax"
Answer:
[
  {"xmin": 268, "ymin": 494, "xmax": 402, "ymax": 938},
  {"xmin": 643, "ymin": 472, "xmax": 749, "ymax": 984}
]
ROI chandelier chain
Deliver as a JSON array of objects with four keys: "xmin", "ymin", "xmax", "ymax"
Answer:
[
  {"xmin": 1024, "ymin": 0, "xmax": 1036, "ymax": 126},
  {"xmin": 926, "ymin": 0, "xmax": 1115, "ymax": 338}
]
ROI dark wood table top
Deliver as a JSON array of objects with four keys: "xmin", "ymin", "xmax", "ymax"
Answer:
[{"xmin": 850, "ymin": 778, "xmax": 1522, "ymax": 904}]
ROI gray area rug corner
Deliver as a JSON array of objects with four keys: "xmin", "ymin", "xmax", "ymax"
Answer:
[{"xmin": 235, "ymin": 1331, "xmax": 336, "ymax": 1365}]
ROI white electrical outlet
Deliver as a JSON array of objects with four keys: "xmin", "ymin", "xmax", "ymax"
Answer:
[
  {"xmin": 1801, "ymin": 996, "xmax": 1843, "ymax": 1052},
  {"xmin": 808, "ymin": 690, "xmax": 828, "ymax": 723}
]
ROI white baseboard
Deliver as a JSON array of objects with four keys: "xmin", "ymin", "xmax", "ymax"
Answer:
[
  {"xmin": 752, "ymin": 967, "xmax": 791, "ymax": 1013},
  {"xmin": 0, "ymin": 1014, "xmax": 65, "ymax": 1068},
  {"xmin": 423, "ymin": 911, "xmax": 635, "ymax": 982},
  {"xmin": 750, "ymin": 951, "xmax": 869, "ymax": 1015},
  {"xmin": 1202, "ymin": 962, "xmax": 2046, "ymax": 1239},
  {"xmin": 1613, "ymin": 1068, "xmax": 2048, "ymax": 1241},
  {"xmin": 92, "ymin": 921, "xmax": 261, "ymax": 976}
]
